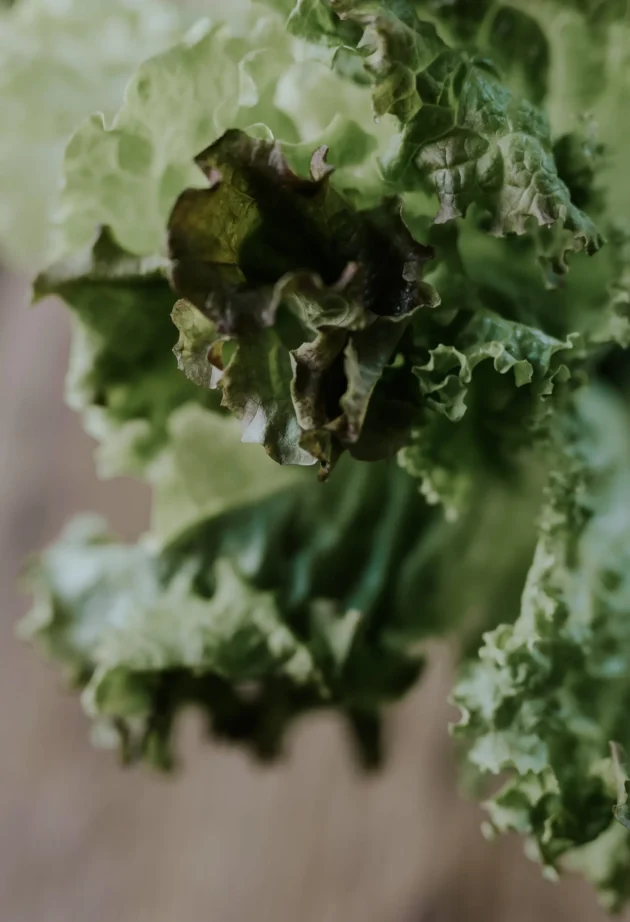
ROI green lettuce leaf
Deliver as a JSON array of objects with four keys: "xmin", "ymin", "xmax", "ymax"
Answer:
[
  {"xmin": 20, "ymin": 514, "xmax": 322, "ymax": 769},
  {"xmin": 143, "ymin": 404, "xmax": 307, "ymax": 544},
  {"xmin": 168, "ymin": 129, "xmax": 437, "ymax": 473},
  {"xmin": 22, "ymin": 429, "xmax": 544, "ymax": 769},
  {"xmin": 21, "ymin": 457, "xmax": 444, "ymax": 768},
  {"xmin": 0, "ymin": 0, "xmax": 185, "ymax": 267},
  {"xmin": 411, "ymin": 310, "xmax": 578, "ymax": 424},
  {"xmin": 396, "ymin": 215, "xmax": 585, "ymax": 519},
  {"xmin": 451, "ymin": 385, "xmax": 630, "ymax": 905},
  {"xmin": 50, "ymin": 1, "xmax": 390, "ymax": 263},
  {"xmin": 290, "ymin": 0, "xmax": 603, "ymax": 269},
  {"xmin": 33, "ymin": 229, "xmax": 220, "ymax": 476}
]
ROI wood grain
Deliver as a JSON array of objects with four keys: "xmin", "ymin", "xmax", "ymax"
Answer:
[{"xmin": 0, "ymin": 272, "xmax": 623, "ymax": 922}]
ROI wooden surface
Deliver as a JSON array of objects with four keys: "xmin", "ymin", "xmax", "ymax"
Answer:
[{"xmin": 0, "ymin": 271, "xmax": 623, "ymax": 922}]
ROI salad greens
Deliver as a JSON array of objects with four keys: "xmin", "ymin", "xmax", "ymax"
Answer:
[{"xmin": 7, "ymin": 0, "xmax": 630, "ymax": 907}]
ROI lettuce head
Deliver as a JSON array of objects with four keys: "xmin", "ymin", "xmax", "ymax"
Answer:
[{"xmin": 7, "ymin": 0, "xmax": 630, "ymax": 908}]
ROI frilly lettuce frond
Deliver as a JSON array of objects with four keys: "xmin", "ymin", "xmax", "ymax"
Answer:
[
  {"xmin": 0, "ymin": 0, "xmax": 186, "ymax": 267},
  {"xmin": 12, "ymin": 0, "xmax": 630, "ymax": 907}
]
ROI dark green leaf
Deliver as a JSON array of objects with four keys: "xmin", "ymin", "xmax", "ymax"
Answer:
[{"xmin": 168, "ymin": 129, "xmax": 437, "ymax": 472}]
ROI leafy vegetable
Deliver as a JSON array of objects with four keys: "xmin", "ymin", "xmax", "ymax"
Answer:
[
  {"xmin": 290, "ymin": 0, "xmax": 603, "ymax": 269},
  {"xmin": 9, "ymin": 0, "xmax": 630, "ymax": 908},
  {"xmin": 33, "ymin": 228, "xmax": 219, "ymax": 477},
  {"xmin": 452, "ymin": 387, "xmax": 630, "ymax": 907},
  {"xmin": 48, "ymin": 0, "xmax": 387, "ymax": 262},
  {"xmin": 0, "ymin": 0, "xmax": 186, "ymax": 267},
  {"xmin": 168, "ymin": 128, "xmax": 437, "ymax": 472},
  {"xmin": 21, "ymin": 456, "xmax": 436, "ymax": 768}
]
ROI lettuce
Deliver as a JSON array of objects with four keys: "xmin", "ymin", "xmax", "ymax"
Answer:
[
  {"xmin": 168, "ymin": 129, "xmax": 437, "ymax": 471},
  {"xmin": 0, "ymin": 0, "xmax": 187, "ymax": 267},
  {"xmin": 453, "ymin": 387, "xmax": 630, "ymax": 908},
  {"xmin": 20, "ymin": 457, "xmax": 436, "ymax": 768},
  {"xmin": 8, "ymin": 0, "xmax": 630, "ymax": 907}
]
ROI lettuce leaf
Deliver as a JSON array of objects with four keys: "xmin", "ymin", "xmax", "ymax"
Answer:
[
  {"xmin": 50, "ymin": 1, "xmax": 390, "ymax": 263},
  {"xmin": 0, "ymin": 0, "xmax": 185, "ymax": 267},
  {"xmin": 168, "ymin": 129, "xmax": 437, "ymax": 472},
  {"xmin": 452, "ymin": 386, "xmax": 630, "ymax": 907},
  {"xmin": 289, "ymin": 0, "xmax": 603, "ymax": 267},
  {"xmin": 22, "ymin": 420, "xmax": 542, "ymax": 769},
  {"xmin": 21, "ymin": 456, "xmax": 440, "ymax": 768},
  {"xmin": 146, "ymin": 404, "xmax": 307, "ymax": 544},
  {"xmin": 33, "ymin": 229, "xmax": 220, "ymax": 476}
]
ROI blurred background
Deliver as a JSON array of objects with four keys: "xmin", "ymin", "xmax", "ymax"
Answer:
[{"xmin": 0, "ymin": 266, "xmax": 622, "ymax": 922}]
